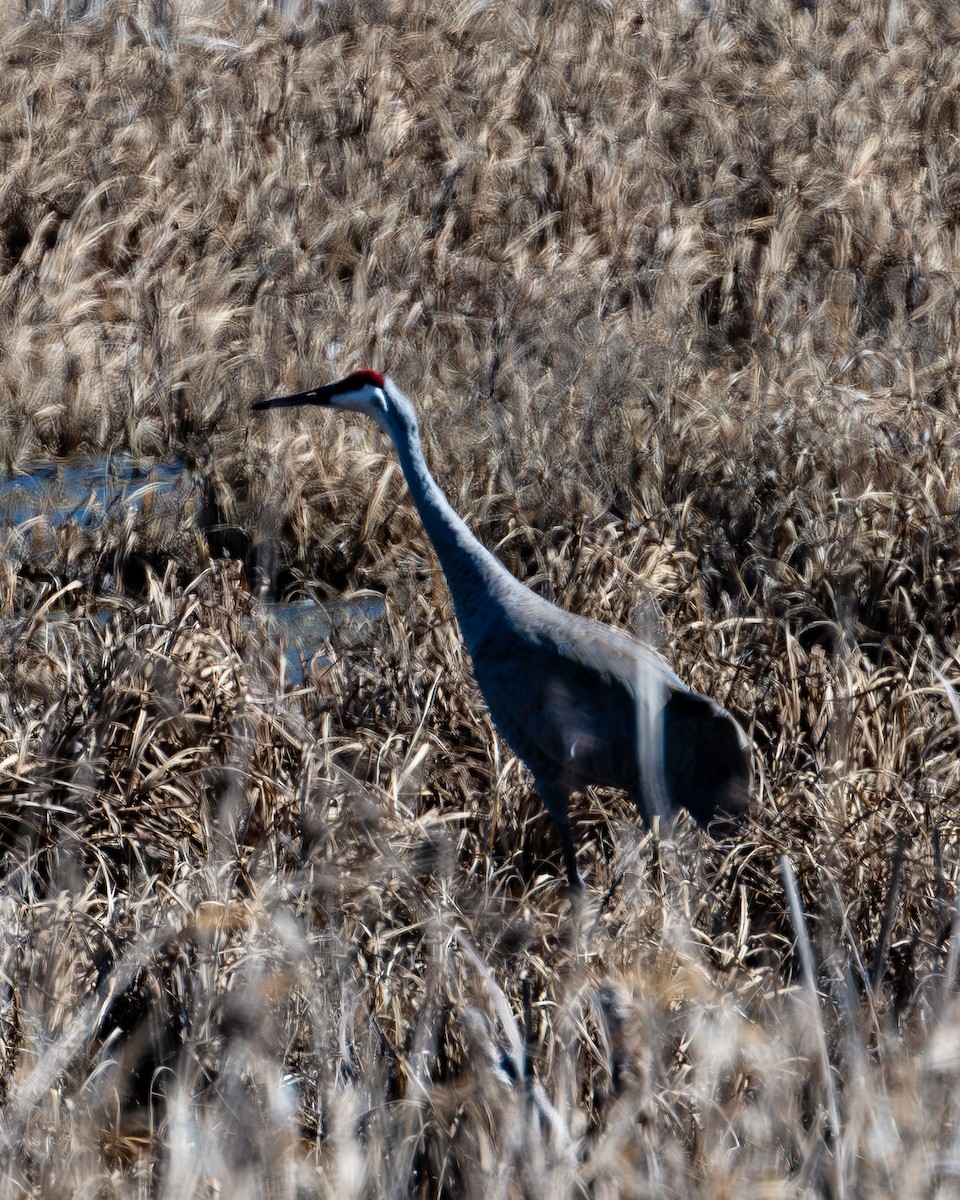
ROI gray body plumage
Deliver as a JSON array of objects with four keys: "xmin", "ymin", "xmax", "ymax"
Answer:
[{"xmin": 254, "ymin": 371, "xmax": 752, "ymax": 887}]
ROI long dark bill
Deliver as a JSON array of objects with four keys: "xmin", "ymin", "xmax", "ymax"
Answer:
[{"xmin": 252, "ymin": 383, "xmax": 337, "ymax": 411}]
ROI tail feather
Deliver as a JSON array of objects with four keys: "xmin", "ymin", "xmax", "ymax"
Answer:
[{"xmin": 662, "ymin": 691, "xmax": 752, "ymax": 828}]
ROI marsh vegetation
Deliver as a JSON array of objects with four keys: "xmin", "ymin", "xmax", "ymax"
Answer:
[{"xmin": 0, "ymin": 0, "xmax": 959, "ymax": 1194}]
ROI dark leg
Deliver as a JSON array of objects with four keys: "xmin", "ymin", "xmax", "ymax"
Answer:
[
  {"xmin": 556, "ymin": 815, "xmax": 583, "ymax": 891},
  {"xmin": 536, "ymin": 779, "xmax": 582, "ymax": 890}
]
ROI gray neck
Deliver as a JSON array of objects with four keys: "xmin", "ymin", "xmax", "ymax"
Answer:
[{"xmin": 389, "ymin": 418, "xmax": 524, "ymax": 655}]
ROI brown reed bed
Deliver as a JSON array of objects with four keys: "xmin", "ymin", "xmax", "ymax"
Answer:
[{"xmin": 0, "ymin": 0, "xmax": 959, "ymax": 1194}]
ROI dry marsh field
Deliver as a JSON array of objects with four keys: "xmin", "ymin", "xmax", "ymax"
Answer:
[{"xmin": 1, "ymin": 0, "xmax": 960, "ymax": 1195}]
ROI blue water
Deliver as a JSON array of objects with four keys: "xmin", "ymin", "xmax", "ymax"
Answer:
[
  {"xmin": 2, "ymin": 455, "xmax": 385, "ymax": 685},
  {"xmin": 261, "ymin": 595, "xmax": 385, "ymax": 683},
  {"xmin": 0, "ymin": 454, "xmax": 191, "ymax": 528}
]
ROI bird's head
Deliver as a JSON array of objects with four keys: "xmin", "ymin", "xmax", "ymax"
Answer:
[{"xmin": 253, "ymin": 370, "xmax": 417, "ymax": 439}]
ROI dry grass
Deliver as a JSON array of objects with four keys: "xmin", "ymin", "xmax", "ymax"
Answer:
[{"xmin": 0, "ymin": 0, "xmax": 959, "ymax": 1194}]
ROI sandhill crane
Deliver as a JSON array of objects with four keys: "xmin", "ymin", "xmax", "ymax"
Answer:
[{"xmin": 254, "ymin": 370, "xmax": 752, "ymax": 888}]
